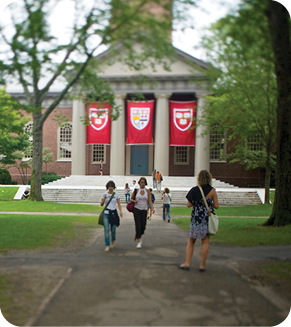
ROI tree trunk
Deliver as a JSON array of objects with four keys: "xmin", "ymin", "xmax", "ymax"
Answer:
[
  {"xmin": 264, "ymin": 148, "xmax": 271, "ymax": 204},
  {"xmin": 30, "ymin": 112, "xmax": 44, "ymax": 201},
  {"xmin": 263, "ymin": 1, "xmax": 291, "ymax": 226}
]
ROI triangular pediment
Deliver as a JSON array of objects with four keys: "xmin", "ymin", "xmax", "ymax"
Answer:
[{"xmin": 93, "ymin": 44, "xmax": 209, "ymax": 79}]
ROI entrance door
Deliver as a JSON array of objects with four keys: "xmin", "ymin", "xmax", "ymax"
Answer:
[{"xmin": 130, "ymin": 145, "xmax": 149, "ymax": 175}]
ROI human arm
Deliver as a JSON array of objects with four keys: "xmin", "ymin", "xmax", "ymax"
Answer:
[
  {"xmin": 130, "ymin": 189, "xmax": 138, "ymax": 203},
  {"xmin": 212, "ymin": 190, "xmax": 219, "ymax": 209},
  {"xmin": 100, "ymin": 194, "xmax": 106, "ymax": 206},
  {"xmin": 117, "ymin": 198, "xmax": 123, "ymax": 218},
  {"xmin": 147, "ymin": 189, "xmax": 155, "ymax": 213},
  {"xmin": 187, "ymin": 200, "xmax": 193, "ymax": 208}
]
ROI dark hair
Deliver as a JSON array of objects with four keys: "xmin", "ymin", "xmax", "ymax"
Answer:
[
  {"xmin": 197, "ymin": 170, "xmax": 212, "ymax": 186},
  {"xmin": 164, "ymin": 187, "xmax": 170, "ymax": 193},
  {"xmin": 106, "ymin": 180, "xmax": 116, "ymax": 189},
  {"xmin": 138, "ymin": 177, "xmax": 147, "ymax": 186}
]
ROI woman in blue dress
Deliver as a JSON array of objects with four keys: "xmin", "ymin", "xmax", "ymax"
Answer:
[{"xmin": 179, "ymin": 170, "xmax": 219, "ymax": 272}]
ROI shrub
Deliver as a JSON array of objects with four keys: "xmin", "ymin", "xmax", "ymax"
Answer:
[
  {"xmin": 0, "ymin": 169, "xmax": 13, "ymax": 185},
  {"xmin": 28, "ymin": 171, "xmax": 62, "ymax": 185}
]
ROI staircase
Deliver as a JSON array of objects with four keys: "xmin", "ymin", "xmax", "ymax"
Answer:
[{"xmin": 41, "ymin": 175, "xmax": 262, "ymax": 206}]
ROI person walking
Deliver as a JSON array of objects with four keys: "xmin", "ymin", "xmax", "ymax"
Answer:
[
  {"xmin": 147, "ymin": 188, "xmax": 155, "ymax": 220},
  {"xmin": 130, "ymin": 177, "xmax": 155, "ymax": 249},
  {"xmin": 100, "ymin": 180, "xmax": 123, "ymax": 252},
  {"xmin": 179, "ymin": 170, "xmax": 219, "ymax": 271},
  {"xmin": 132, "ymin": 180, "xmax": 139, "ymax": 192},
  {"xmin": 152, "ymin": 169, "xmax": 157, "ymax": 189},
  {"xmin": 124, "ymin": 183, "xmax": 131, "ymax": 204},
  {"xmin": 99, "ymin": 160, "xmax": 103, "ymax": 175},
  {"xmin": 162, "ymin": 187, "xmax": 171, "ymax": 222},
  {"xmin": 155, "ymin": 171, "xmax": 162, "ymax": 192}
]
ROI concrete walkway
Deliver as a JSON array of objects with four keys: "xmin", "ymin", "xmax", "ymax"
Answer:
[{"xmin": 1, "ymin": 208, "xmax": 290, "ymax": 326}]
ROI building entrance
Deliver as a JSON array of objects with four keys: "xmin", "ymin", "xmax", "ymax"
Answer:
[{"xmin": 130, "ymin": 145, "xmax": 149, "ymax": 175}]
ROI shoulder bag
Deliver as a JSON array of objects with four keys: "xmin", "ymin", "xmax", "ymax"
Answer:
[
  {"xmin": 126, "ymin": 188, "xmax": 137, "ymax": 213},
  {"xmin": 99, "ymin": 192, "xmax": 115, "ymax": 225},
  {"xmin": 198, "ymin": 186, "xmax": 218, "ymax": 235}
]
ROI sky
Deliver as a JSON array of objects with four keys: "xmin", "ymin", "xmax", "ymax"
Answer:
[
  {"xmin": 1, "ymin": 0, "xmax": 290, "ymax": 60},
  {"xmin": 0, "ymin": 0, "xmax": 290, "ymax": 92}
]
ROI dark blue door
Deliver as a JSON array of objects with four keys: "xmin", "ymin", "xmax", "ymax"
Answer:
[{"xmin": 130, "ymin": 146, "xmax": 149, "ymax": 175}]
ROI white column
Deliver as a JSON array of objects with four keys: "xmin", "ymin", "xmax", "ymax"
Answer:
[
  {"xmin": 71, "ymin": 100, "xmax": 86, "ymax": 175},
  {"xmin": 195, "ymin": 95, "xmax": 210, "ymax": 175},
  {"xmin": 154, "ymin": 94, "xmax": 170, "ymax": 176},
  {"xmin": 110, "ymin": 94, "xmax": 125, "ymax": 175}
]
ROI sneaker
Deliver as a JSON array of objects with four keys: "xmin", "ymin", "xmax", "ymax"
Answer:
[
  {"xmin": 168, "ymin": 219, "xmax": 170, "ymax": 223},
  {"xmin": 136, "ymin": 242, "xmax": 142, "ymax": 249}
]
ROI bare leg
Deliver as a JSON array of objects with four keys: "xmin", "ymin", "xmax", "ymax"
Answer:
[
  {"xmin": 200, "ymin": 236, "xmax": 210, "ymax": 269},
  {"xmin": 180, "ymin": 237, "xmax": 196, "ymax": 267}
]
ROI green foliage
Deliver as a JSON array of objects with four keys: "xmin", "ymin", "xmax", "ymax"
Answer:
[
  {"xmin": 40, "ymin": 171, "xmax": 62, "ymax": 185},
  {"xmin": 0, "ymin": 169, "xmax": 13, "ymax": 185},
  {"xmin": 199, "ymin": 0, "xmax": 277, "ymax": 200},
  {"xmin": 173, "ymin": 217, "xmax": 291, "ymax": 247},
  {"xmin": 0, "ymin": 88, "xmax": 31, "ymax": 165}
]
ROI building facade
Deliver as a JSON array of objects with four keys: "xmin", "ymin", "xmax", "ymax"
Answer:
[{"xmin": 8, "ymin": 47, "xmax": 265, "ymax": 187}]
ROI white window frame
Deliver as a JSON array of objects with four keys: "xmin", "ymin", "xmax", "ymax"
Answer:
[
  {"xmin": 210, "ymin": 124, "xmax": 227, "ymax": 163},
  {"xmin": 92, "ymin": 144, "xmax": 106, "ymax": 164},
  {"xmin": 174, "ymin": 146, "xmax": 189, "ymax": 165},
  {"xmin": 57, "ymin": 123, "xmax": 72, "ymax": 161}
]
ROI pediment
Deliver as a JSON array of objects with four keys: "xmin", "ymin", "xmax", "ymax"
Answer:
[{"xmin": 94, "ymin": 44, "xmax": 209, "ymax": 80}]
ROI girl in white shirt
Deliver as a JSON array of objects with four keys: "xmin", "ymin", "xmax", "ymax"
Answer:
[
  {"xmin": 100, "ymin": 180, "xmax": 123, "ymax": 252},
  {"xmin": 162, "ymin": 188, "xmax": 171, "ymax": 222}
]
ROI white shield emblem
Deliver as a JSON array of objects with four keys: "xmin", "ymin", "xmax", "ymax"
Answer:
[
  {"xmin": 89, "ymin": 108, "xmax": 108, "ymax": 131},
  {"xmin": 173, "ymin": 109, "xmax": 193, "ymax": 131},
  {"xmin": 131, "ymin": 107, "xmax": 150, "ymax": 130}
]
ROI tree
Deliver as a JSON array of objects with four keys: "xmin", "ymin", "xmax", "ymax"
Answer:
[
  {"xmin": 199, "ymin": 0, "xmax": 277, "ymax": 203},
  {"xmin": 0, "ymin": 87, "xmax": 30, "ymax": 166},
  {"xmin": 0, "ymin": 0, "xmax": 196, "ymax": 200},
  {"xmin": 263, "ymin": 0, "xmax": 291, "ymax": 226}
]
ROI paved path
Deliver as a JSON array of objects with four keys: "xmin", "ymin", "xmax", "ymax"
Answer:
[{"xmin": 1, "ymin": 208, "xmax": 290, "ymax": 326}]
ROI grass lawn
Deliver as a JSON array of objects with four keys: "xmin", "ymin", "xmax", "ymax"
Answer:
[
  {"xmin": 0, "ymin": 200, "xmax": 102, "ymax": 213},
  {"xmin": 171, "ymin": 204, "xmax": 273, "ymax": 217},
  {"xmin": 0, "ymin": 214, "xmax": 102, "ymax": 253},
  {"xmin": 0, "ymin": 187, "xmax": 19, "ymax": 201},
  {"xmin": 172, "ymin": 217, "xmax": 291, "ymax": 247}
]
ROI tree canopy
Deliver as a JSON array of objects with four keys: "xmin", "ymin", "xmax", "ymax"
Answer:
[
  {"xmin": 200, "ymin": 0, "xmax": 277, "ymax": 203},
  {"xmin": 0, "ymin": 87, "xmax": 30, "ymax": 166}
]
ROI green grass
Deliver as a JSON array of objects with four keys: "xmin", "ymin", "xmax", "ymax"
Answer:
[
  {"xmin": 0, "ymin": 200, "xmax": 102, "ymax": 213},
  {"xmin": 171, "ymin": 204, "xmax": 273, "ymax": 217},
  {"xmin": 0, "ymin": 187, "xmax": 19, "ymax": 201},
  {"xmin": 0, "ymin": 214, "xmax": 101, "ymax": 253},
  {"xmin": 172, "ymin": 217, "xmax": 291, "ymax": 247}
]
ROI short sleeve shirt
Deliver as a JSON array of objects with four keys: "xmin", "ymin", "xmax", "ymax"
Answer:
[{"xmin": 101, "ymin": 192, "xmax": 120, "ymax": 210}]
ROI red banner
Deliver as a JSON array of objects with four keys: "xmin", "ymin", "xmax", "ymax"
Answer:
[
  {"xmin": 170, "ymin": 101, "xmax": 196, "ymax": 146},
  {"xmin": 86, "ymin": 102, "xmax": 111, "ymax": 144},
  {"xmin": 127, "ymin": 100, "xmax": 154, "ymax": 144}
]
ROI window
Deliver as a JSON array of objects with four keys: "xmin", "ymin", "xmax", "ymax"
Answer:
[
  {"xmin": 247, "ymin": 134, "xmax": 263, "ymax": 151},
  {"xmin": 23, "ymin": 122, "xmax": 33, "ymax": 160},
  {"xmin": 210, "ymin": 124, "xmax": 226, "ymax": 161},
  {"xmin": 92, "ymin": 144, "xmax": 105, "ymax": 163},
  {"xmin": 174, "ymin": 146, "xmax": 189, "ymax": 165},
  {"xmin": 58, "ymin": 123, "xmax": 72, "ymax": 160}
]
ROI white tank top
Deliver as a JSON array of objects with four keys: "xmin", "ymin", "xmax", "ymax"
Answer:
[{"xmin": 135, "ymin": 188, "xmax": 148, "ymax": 210}]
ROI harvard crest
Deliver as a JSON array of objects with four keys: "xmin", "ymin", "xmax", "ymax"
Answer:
[
  {"xmin": 89, "ymin": 108, "xmax": 108, "ymax": 131},
  {"xmin": 173, "ymin": 108, "xmax": 193, "ymax": 131},
  {"xmin": 131, "ymin": 107, "xmax": 150, "ymax": 130}
]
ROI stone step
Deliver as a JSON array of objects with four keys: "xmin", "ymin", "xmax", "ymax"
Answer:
[
  {"xmin": 46, "ymin": 175, "xmax": 237, "ymax": 189},
  {"xmin": 41, "ymin": 188, "xmax": 262, "ymax": 206}
]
